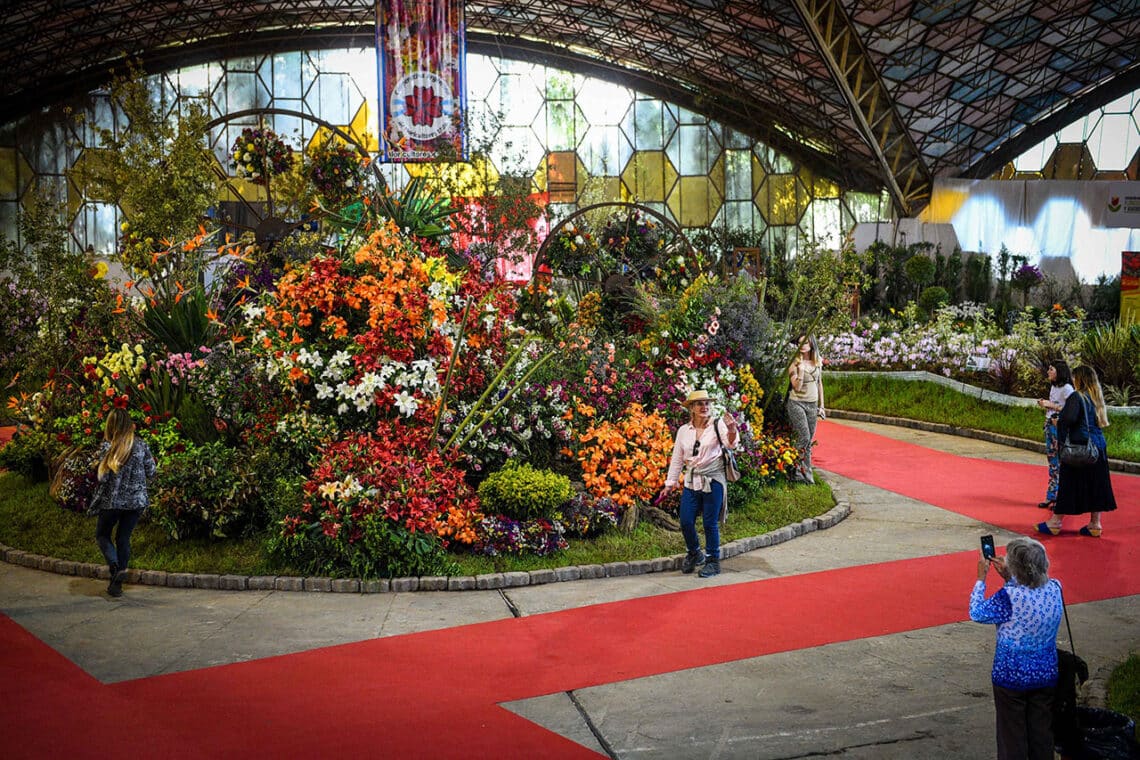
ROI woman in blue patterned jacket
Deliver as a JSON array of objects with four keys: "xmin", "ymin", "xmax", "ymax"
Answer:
[
  {"xmin": 93, "ymin": 408, "xmax": 156, "ymax": 598},
  {"xmin": 970, "ymin": 536, "xmax": 1063, "ymax": 760}
]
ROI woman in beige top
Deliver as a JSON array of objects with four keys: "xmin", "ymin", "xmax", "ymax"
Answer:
[
  {"xmin": 786, "ymin": 334, "xmax": 825, "ymax": 484},
  {"xmin": 659, "ymin": 389, "xmax": 738, "ymax": 577}
]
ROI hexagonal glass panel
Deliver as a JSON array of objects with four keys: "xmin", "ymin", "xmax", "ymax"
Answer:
[
  {"xmin": 496, "ymin": 72, "xmax": 544, "ymax": 127},
  {"xmin": 1013, "ymin": 137, "xmax": 1057, "ymax": 172},
  {"xmin": 753, "ymin": 143, "xmax": 795, "ymax": 175},
  {"xmin": 224, "ymin": 72, "xmax": 273, "ymax": 114},
  {"xmin": 667, "ymin": 124, "xmax": 720, "ymax": 177},
  {"xmin": 719, "ymin": 200, "xmax": 759, "ymax": 231},
  {"xmin": 723, "ymin": 150, "xmax": 752, "ymax": 201},
  {"xmin": 0, "ymin": 202, "xmax": 18, "ymax": 246},
  {"xmin": 0, "ymin": 148, "xmax": 20, "ymax": 201},
  {"xmin": 1088, "ymin": 113, "xmax": 1137, "ymax": 170},
  {"xmin": 77, "ymin": 95, "xmax": 118, "ymax": 149},
  {"xmin": 626, "ymin": 99, "xmax": 676, "ymax": 151},
  {"xmin": 20, "ymin": 123, "xmax": 72, "ymax": 174},
  {"xmin": 465, "ymin": 56, "xmax": 500, "ymax": 102},
  {"xmin": 543, "ymin": 100, "xmax": 585, "ymax": 152},
  {"xmin": 466, "ymin": 102, "xmax": 502, "ymax": 154},
  {"xmin": 73, "ymin": 202, "xmax": 119, "ymax": 256},
  {"xmin": 804, "ymin": 198, "xmax": 842, "ymax": 249},
  {"xmin": 621, "ymin": 151, "xmax": 677, "ymax": 203},
  {"xmin": 1056, "ymin": 113, "xmax": 1096, "ymax": 143},
  {"xmin": 308, "ymin": 73, "xmax": 359, "ymax": 126},
  {"xmin": 488, "ymin": 125, "xmax": 545, "ymax": 177},
  {"xmin": 580, "ymin": 125, "xmax": 632, "ymax": 176},
  {"xmin": 545, "ymin": 70, "xmax": 578, "ymax": 100},
  {"xmin": 176, "ymin": 64, "xmax": 216, "ymax": 99},
  {"xmin": 577, "ymin": 79, "xmax": 632, "ymax": 126},
  {"xmin": 272, "ymin": 52, "xmax": 305, "ymax": 100}
]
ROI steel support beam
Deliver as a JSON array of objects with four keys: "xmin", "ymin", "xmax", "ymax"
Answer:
[{"xmin": 790, "ymin": 0, "xmax": 933, "ymax": 216}]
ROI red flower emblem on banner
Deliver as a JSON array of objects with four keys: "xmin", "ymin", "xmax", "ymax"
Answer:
[
  {"xmin": 406, "ymin": 86, "xmax": 443, "ymax": 127},
  {"xmin": 1108, "ymin": 196, "xmax": 1121, "ymax": 212}
]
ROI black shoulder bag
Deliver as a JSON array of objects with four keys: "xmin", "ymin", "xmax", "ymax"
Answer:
[
  {"xmin": 1053, "ymin": 582, "xmax": 1089, "ymax": 756},
  {"xmin": 1059, "ymin": 395, "xmax": 1098, "ymax": 467}
]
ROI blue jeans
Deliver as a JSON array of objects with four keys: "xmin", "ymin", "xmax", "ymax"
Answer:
[
  {"xmin": 680, "ymin": 482, "xmax": 723, "ymax": 560},
  {"xmin": 95, "ymin": 509, "xmax": 141, "ymax": 571}
]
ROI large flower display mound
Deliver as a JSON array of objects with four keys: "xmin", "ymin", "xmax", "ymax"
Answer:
[
  {"xmin": 249, "ymin": 221, "xmax": 517, "ymax": 426},
  {"xmin": 3, "ymin": 186, "xmax": 825, "ymax": 575}
]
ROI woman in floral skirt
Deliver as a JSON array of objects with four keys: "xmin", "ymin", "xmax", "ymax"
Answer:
[{"xmin": 1035, "ymin": 360, "xmax": 1072, "ymax": 510}]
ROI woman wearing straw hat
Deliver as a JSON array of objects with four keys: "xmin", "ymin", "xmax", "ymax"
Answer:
[{"xmin": 659, "ymin": 389, "xmax": 738, "ymax": 577}]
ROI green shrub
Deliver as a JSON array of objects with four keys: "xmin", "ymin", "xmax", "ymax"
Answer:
[
  {"xmin": 1080, "ymin": 321, "xmax": 1140, "ymax": 391},
  {"xmin": 150, "ymin": 440, "xmax": 260, "ymax": 539},
  {"xmin": 905, "ymin": 255, "xmax": 936, "ymax": 295},
  {"xmin": 0, "ymin": 429, "xmax": 50, "ymax": 481},
  {"xmin": 918, "ymin": 286, "xmax": 950, "ymax": 314},
  {"xmin": 477, "ymin": 462, "xmax": 573, "ymax": 520}
]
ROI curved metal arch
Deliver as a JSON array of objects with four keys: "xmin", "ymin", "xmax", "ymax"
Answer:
[
  {"xmin": 203, "ymin": 108, "xmax": 371, "ymax": 156},
  {"xmin": 963, "ymin": 62, "xmax": 1140, "ymax": 180}
]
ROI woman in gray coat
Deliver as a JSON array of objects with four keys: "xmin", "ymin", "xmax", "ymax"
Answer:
[{"xmin": 92, "ymin": 408, "xmax": 156, "ymax": 597}]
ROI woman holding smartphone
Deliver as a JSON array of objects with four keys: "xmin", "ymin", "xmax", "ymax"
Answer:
[
  {"xmin": 970, "ymin": 536, "xmax": 1063, "ymax": 760},
  {"xmin": 786, "ymin": 334, "xmax": 825, "ymax": 484}
]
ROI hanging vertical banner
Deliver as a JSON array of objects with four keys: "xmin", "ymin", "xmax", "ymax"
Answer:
[
  {"xmin": 376, "ymin": 0, "xmax": 467, "ymax": 162},
  {"xmin": 1122, "ymin": 251, "xmax": 1140, "ymax": 325}
]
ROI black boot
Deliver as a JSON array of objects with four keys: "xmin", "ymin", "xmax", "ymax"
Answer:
[
  {"xmin": 107, "ymin": 563, "xmax": 123, "ymax": 597},
  {"xmin": 698, "ymin": 559, "xmax": 721, "ymax": 578},
  {"xmin": 681, "ymin": 550, "xmax": 705, "ymax": 574}
]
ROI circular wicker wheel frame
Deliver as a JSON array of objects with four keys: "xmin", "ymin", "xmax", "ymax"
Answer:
[
  {"xmin": 533, "ymin": 201, "xmax": 700, "ymax": 296},
  {"xmin": 203, "ymin": 108, "xmax": 378, "ymax": 251}
]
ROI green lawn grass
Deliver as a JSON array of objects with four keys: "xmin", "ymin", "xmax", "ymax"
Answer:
[
  {"xmin": 1108, "ymin": 652, "xmax": 1140, "ymax": 727},
  {"xmin": 451, "ymin": 480, "xmax": 834, "ymax": 575},
  {"xmin": 0, "ymin": 472, "xmax": 834, "ymax": 576},
  {"xmin": 826, "ymin": 374, "xmax": 1140, "ymax": 462},
  {"xmin": 0, "ymin": 473, "xmax": 285, "ymax": 575}
]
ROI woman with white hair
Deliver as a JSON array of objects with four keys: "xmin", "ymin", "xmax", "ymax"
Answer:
[
  {"xmin": 970, "ymin": 536, "xmax": 1063, "ymax": 760},
  {"xmin": 659, "ymin": 389, "xmax": 738, "ymax": 578}
]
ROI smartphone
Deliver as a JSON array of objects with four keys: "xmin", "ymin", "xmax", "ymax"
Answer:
[{"xmin": 980, "ymin": 534, "xmax": 995, "ymax": 560}]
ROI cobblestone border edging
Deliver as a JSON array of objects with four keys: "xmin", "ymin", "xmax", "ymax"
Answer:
[
  {"xmin": 827, "ymin": 409, "xmax": 1140, "ymax": 475},
  {"xmin": 0, "ymin": 502, "xmax": 852, "ymax": 593}
]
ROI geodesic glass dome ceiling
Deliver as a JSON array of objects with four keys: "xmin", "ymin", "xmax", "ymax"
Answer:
[{"xmin": 2, "ymin": 1, "xmax": 1140, "ymax": 216}]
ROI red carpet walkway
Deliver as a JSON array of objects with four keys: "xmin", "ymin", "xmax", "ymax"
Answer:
[{"xmin": 2, "ymin": 422, "xmax": 1137, "ymax": 758}]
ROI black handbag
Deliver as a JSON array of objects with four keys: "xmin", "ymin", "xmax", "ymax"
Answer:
[{"xmin": 1059, "ymin": 396, "xmax": 1099, "ymax": 467}]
